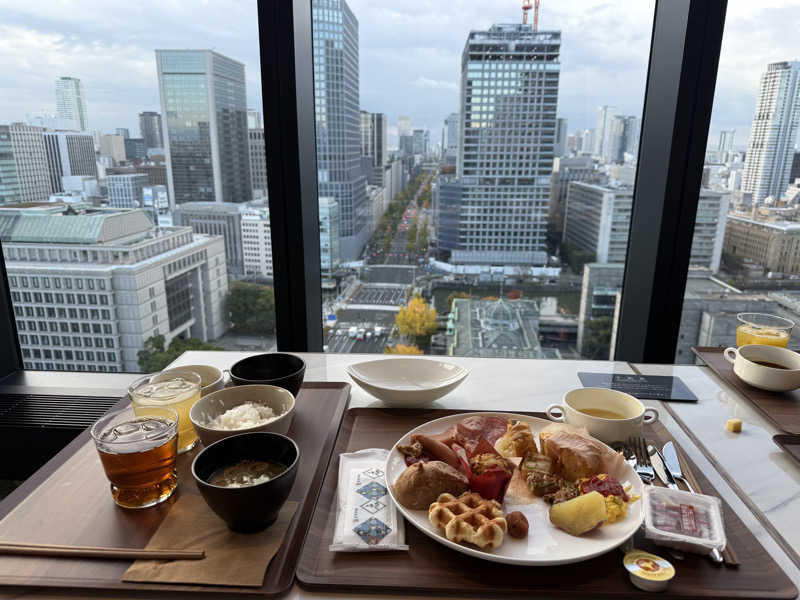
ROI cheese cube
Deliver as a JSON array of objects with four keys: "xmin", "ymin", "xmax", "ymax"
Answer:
[{"xmin": 725, "ymin": 418, "xmax": 742, "ymax": 433}]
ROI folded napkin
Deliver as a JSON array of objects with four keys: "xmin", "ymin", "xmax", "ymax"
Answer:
[
  {"xmin": 330, "ymin": 448, "xmax": 407, "ymax": 552},
  {"xmin": 123, "ymin": 491, "xmax": 297, "ymax": 587}
]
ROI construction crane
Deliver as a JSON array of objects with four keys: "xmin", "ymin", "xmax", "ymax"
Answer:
[{"xmin": 522, "ymin": 0, "xmax": 540, "ymax": 31}]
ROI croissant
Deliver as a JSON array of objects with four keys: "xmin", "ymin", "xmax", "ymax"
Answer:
[{"xmin": 539, "ymin": 425, "xmax": 624, "ymax": 481}]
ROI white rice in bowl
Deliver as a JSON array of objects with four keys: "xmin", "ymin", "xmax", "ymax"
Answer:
[{"xmin": 208, "ymin": 402, "xmax": 283, "ymax": 430}]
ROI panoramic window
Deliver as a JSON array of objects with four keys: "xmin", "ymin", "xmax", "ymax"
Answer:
[
  {"xmin": 0, "ymin": 1, "xmax": 275, "ymax": 373},
  {"xmin": 314, "ymin": 0, "xmax": 654, "ymax": 359},
  {"xmin": 676, "ymin": 0, "xmax": 800, "ymax": 363}
]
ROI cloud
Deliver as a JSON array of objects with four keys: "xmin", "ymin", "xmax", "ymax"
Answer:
[{"xmin": 412, "ymin": 77, "xmax": 458, "ymax": 92}]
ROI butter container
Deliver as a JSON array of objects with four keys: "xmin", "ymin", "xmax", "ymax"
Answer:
[
  {"xmin": 623, "ymin": 550, "xmax": 675, "ymax": 592},
  {"xmin": 643, "ymin": 487, "xmax": 726, "ymax": 555}
]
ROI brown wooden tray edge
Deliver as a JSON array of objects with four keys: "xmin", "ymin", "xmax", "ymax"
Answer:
[
  {"xmin": 296, "ymin": 407, "xmax": 799, "ymax": 600},
  {"xmin": 0, "ymin": 382, "xmax": 352, "ymax": 598}
]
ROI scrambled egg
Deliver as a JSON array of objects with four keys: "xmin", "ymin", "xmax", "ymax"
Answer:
[{"xmin": 604, "ymin": 494, "xmax": 627, "ymax": 523}]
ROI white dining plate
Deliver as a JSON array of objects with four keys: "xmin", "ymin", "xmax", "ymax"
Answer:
[
  {"xmin": 347, "ymin": 358, "xmax": 469, "ymax": 407},
  {"xmin": 385, "ymin": 412, "xmax": 645, "ymax": 566}
]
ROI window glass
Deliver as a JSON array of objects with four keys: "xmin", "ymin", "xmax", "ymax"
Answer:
[
  {"xmin": 315, "ymin": 0, "xmax": 654, "ymax": 358},
  {"xmin": 676, "ymin": 0, "xmax": 800, "ymax": 362},
  {"xmin": 0, "ymin": 1, "xmax": 275, "ymax": 372}
]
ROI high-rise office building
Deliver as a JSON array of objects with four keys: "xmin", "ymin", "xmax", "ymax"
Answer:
[
  {"xmin": 319, "ymin": 196, "xmax": 340, "ymax": 278},
  {"xmin": 594, "ymin": 105, "xmax": 617, "ymax": 161},
  {"xmin": 444, "ymin": 112, "xmax": 459, "ymax": 164},
  {"xmin": 580, "ymin": 129, "xmax": 595, "ymax": 156},
  {"xmin": 240, "ymin": 202, "xmax": 273, "ymax": 278},
  {"xmin": 107, "ymin": 174, "xmax": 148, "ymax": 209},
  {"xmin": 124, "ymin": 138, "xmax": 148, "ymax": 160},
  {"xmin": 156, "ymin": 49, "xmax": 251, "ymax": 205},
  {"xmin": 608, "ymin": 115, "xmax": 640, "ymax": 164},
  {"xmin": 718, "ymin": 129, "xmax": 735, "ymax": 153},
  {"xmin": 397, "ymin": 116, "xmax": 412, "ymax": 137},
  {"xmin": 55, "ymin": 77, "xmax": 89, "ymax": 131},
  {"xmin": 549, "ymin": 156, "xmax": 605, "ymax": 235},
  {"xmin": 3, "ymin": 204, "xmax": 228, "ymax": 372},
  {"xmin": 247, "ymin": 109, "xmax": 261, "ymax": 130},
  {"xmin": 43, "ymin": 131, "xmax": 97, "ymax": 193},
  {"xmin": 554, "ymin": 118, "xmax": 568, "ymax": 157},
  {"xmin": 312, "ymin": 0, "xmax": 368, "ymax": 260},
  {"xmin": 359, "ymin": 111, "xmax": 386, "ymax": 169},
  {"xmin": 248, "ymin": 128, "xmax": 268, "ymax": 195},
  {"xmin": 115, "ymin": 128, "xmax": 130, "ymax": 139},
  {"xmin": 439, "ymin": 23, "xmax": 560, "ymax": 266},
  {"xmin": 412, "ymin": 129, "xmax": 429, "ymax": 156},
  {"xmin": 99, "ymin": 134, "xmax": 126, "ymax": 163},
  {"xmin": 173, "ymin": 201, "xmax": 245, "ymax": 276},
  {"xmin": 742, "ymin": 62, "xmax": 800, "ymax": 203},
  {"xmin": 0, "ymin": 124, "xmax": 51, "ymax": 204},
  {"xmin": 138, "ymin": 111, "xmax": 164, "ymax": 149}
]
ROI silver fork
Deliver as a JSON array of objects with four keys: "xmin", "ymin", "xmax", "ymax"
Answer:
[{"xmin": 628, "ymin": 436, "xmax": 654, "ymax": 484}]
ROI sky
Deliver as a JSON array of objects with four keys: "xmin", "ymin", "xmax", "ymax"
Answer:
[{"xmin": 0, "ymin": 0, "xmax": 798, "ymax": 151}]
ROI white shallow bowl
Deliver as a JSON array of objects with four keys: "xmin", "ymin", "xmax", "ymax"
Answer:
[
  {"xmin": 386, "ymin": 412, "xmax": 645, "ymax": 566},
  {"xmin": 346, "ymin": 358, "xmax": 468, "ymax": 407},
  {"xmin": 189, "ymin": 384, "xmax": 295, "ymax": 447}
]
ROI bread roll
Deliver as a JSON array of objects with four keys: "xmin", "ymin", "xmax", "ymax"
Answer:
[
  {"xmin": 392, "ymin": 461, "xmax": 469, "ymax": 510},
  {"xmin": 540, "ymin": 426, "xmax": 624, "ymax": 481}
]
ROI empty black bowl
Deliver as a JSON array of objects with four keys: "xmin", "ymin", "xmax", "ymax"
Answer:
[
  {"xmin": 229, "ymin": 353, "xmax": 306, "ymax": 396},
  {"xmin": 191, "ymin": 432, "xmax": 300, "ymax": 533}
]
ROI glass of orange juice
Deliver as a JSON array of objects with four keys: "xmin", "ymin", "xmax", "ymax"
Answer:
[
  {"xmin": 129, "ymin": 371, "xmax": 202, "ymax": 453},
  {"xmin": 736, "ymin": 313, "xmax": 794, "ymax": 348}
]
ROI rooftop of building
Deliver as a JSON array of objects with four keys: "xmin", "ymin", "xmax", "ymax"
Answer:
[
  {"xmin": 727, "ymin": 212, "xmax": 800, "ymax": 232},
  {"xmin": 173, "ymin": 202, "xmax": 245, "ymax": 214}
]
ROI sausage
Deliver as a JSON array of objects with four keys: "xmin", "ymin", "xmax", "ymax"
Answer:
[{"xmin": 411, "ymin": 434, "xmax": 461, "ymax": 471}]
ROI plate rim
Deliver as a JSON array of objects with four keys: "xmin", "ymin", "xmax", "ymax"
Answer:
[
  {"xmin": 385, "ymin": 411, "xmax": 645, "ymax": 566},
  {"xmin": 346, "ymin": 358, "xmax": 469, "ymax": 392}
]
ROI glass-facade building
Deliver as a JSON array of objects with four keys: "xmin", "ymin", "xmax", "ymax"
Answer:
[
  {"xmin": 312, "ymin": 0, "xmax": 368, "ymax": 261},
  {"xmin": 443, "ymin": 24, "xmax": 560, "ymax": 266},
  {"xmin": 156, "ymin": 50, "xmax": 250, "ymax": 206}
]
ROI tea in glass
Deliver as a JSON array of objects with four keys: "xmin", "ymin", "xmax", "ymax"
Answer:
[
  {"xmin": 736, "ymin": 313, "xmax": 794, "ymax": 347},
  {"xmin": 91, "ymin": 406, "xmax": 178, "ymax": 509},
  {"xmin": 130, "ymin": 372, "xmax": 201, "ymax": 453}
]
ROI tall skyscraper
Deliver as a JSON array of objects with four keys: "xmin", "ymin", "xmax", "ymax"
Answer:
[
  {"xmin": 248, "ymin": 128, "xmax": 268, "ymax": 195},
  {"xmin": 156, "ymin": 49, "xmax": 251, "ymax": 205},
  {"xmin": 247, "ymin": 109, "xmax": 261, "ymax": 130},
  {"xmin": 440, "ymin": 23, "xmax": 560, "ymax": 266},
  {"xmin": 397, "ymin": 116, "xmax": 412, "ymax": 137},
  {"xmin": 115, "ymin": 128, "xmax": 130, "ymax": 139},
  {"xmin": 312, "ymin": 0, "xmax": 368, "ymax": 260},
  {"xmin": 107, "ymin": 173, "xmax": 148, "ymax": 209},
  {"xmin": 742, "ymin": 62, "xmax": 800, "ymax": 203},
  {"xmin": 608, "ymin": 115, "xmax": 640, "ymax": 164},
  {"xmin": 0, "ymin": 123, "xmax": 51, "ymax": 203},
  {"xmin": 55, "ymin": 77, "xmax": 89, "ymax": 131},
  {"xmin": 444, "ymin": 112, "xmax": 459, "ymax": 163},
  {"xmin": 138, "ymin": 111, "xmax": 164, "ymax": 149},
  {"xmin": 554, "ymin": 117, "xmax": 568, "ymax": 157},
  {"xmin": 43, "ymin": 131, "xmax": 97, "ymax": 192},
  {"xmin": 594, "ymin": 105, "xmax": 617, "ymax": 161},
  {"xmin": 359, "ymin": 111, "xmax": 387, "ymax": 169},
  {"xmin": 718, "ymin": 129, "xmax": 735, "ymax": 153},
  {"xmin": 412, "ymin": 129, "xmax": 429, "ymax": 155}
]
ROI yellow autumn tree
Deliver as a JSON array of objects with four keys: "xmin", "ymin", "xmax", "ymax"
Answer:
[
  {"xmin": 384, "ymin": 344, "xmax": 423, "ymax": 355},
  {"xmin": 395, "ymin": 295, "xmax": 438, "ymax": 348}
]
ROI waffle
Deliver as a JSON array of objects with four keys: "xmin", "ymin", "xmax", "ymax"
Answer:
[{"xmin": 428, "ymin": 492, "xmax": 507, "ymax": 549}]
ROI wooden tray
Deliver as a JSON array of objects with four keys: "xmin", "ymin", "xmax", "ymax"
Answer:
[
  {"xmin": 0, "ymin": 382, "xmax": 350, "ymax": 598},
  {"xmin": 774, "ymin": 434, "xmax": 800, "ymax": 465},
  {"xmin": 297, "ymin": 408, "xmax": 797, "ymax": 599},
  {"xmin": 693, "ymin": 347, "xmax": 800, "ymax": 434}
]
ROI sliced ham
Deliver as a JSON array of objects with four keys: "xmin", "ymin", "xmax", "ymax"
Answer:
[{"xmin": 453, "ymin": 415, "xmax": 510, "ymax": 454}]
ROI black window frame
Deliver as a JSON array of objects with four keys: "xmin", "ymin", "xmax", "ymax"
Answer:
[{"xmin": 0, "ymin": 0, "xmax": 727, "ymax": 393}]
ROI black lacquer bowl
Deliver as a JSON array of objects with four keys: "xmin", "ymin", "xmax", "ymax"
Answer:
[
  {"xmin": 192, "ymin": 432, "xmax": 300, "ymax": 532},
  {"xmin": 229, "ymin": 353, "xmax": 306, "ymax": 396}
]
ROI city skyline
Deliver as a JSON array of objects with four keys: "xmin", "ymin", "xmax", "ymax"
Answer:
[{"xmin": 0, "ymin": 0, "xmax": 792, "ymax": 149}]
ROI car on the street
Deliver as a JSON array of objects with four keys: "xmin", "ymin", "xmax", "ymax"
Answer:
[
  {"xmin": 357, "ymin": 327, "xmax": 366, "ymax": 341},
  {"xmin": 348, "ymin": 326, "xmax": 357, "ymax": 338}
]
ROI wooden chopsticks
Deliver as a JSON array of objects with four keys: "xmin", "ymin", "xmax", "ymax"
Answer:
[{"xmin": 0, "ymin": 542, "xmax": 204, "ymax": 561}]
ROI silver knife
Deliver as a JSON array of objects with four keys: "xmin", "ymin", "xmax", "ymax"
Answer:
[
  {"xmin": 648, "ymin": 445, "xmax": 679, "ymax": 489},
  {"xmin": 662, "ymin": 441, "xmax": 725, "ymax": 564},
  {"xmin": 662, "ymin": 442, "xmax": 689, "ymax": 489}
]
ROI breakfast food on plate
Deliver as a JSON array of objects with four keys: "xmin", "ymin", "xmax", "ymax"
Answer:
[
  {"xmin": 539, "ymin": 423, "xmax": 625, "ymax": 481},
  {"xmin": 207, "ymin": 402, "xmax": 282, "ymax": 430},
  {"xmin": 506, "ymin": 511, "xmax": 529, "ymax": 539},
  {"xmin": 578, "ymin": 473, "xmax": 638, "ymax": 523},
  {"xmin": 549, "ymin": 490, "xmax": 608, "ymax": 536},
  {"xmin": 496, "ymin": 420, "xmax": 537, "ymax": 458},
  {"xmin": 392, "ymin": 460, "xmax": 470, "ymax": 510},
  {"xmin": 411, "ymin": 434, "xmax": 463, "ymax": 470},
  {"xmin": 429, "ymin": 491, "xmax": 507, "ymax": 549}
]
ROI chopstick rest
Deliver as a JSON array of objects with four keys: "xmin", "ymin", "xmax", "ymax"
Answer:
[{"xmin": 330, "ymin": 448, "xmax": 408, "ymax": 552}]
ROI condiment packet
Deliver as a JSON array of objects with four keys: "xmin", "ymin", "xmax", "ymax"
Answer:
[
  {"xmin": 643, "ymin": 487, "xmax": 726, "ymax": 555},
  {"xmin": 330, "ymin": 448, "xmax": 408, "ymax": 552}
]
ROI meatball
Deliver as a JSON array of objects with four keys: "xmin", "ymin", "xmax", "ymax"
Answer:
[{"xmin": 506, "ymin": 511, "xmax": 529, "ymax": 539}]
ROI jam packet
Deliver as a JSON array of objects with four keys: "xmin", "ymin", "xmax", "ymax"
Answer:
[{"xmin": 329, "ymin": 448, "xmax": 408, "ymax": 552}]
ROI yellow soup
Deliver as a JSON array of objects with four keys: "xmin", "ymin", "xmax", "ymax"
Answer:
[{"xmin": 578, "ymin": 407, "xmax": 628, "ymax": 420}]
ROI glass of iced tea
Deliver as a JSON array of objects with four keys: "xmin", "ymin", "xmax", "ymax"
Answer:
[
  {"xmin": 736, "ymin": 313, "xmax": 795, "ymax": 347},
  {"xmin": 91, "ymin": 406, "xmax": 178, "ymax": 509},
  {"xmin": 129, "ymin": 371, "xmax": 202, "ymax": 453}
]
